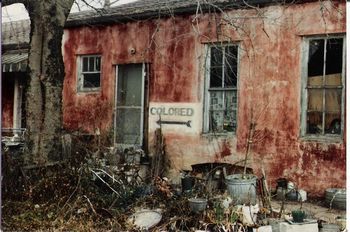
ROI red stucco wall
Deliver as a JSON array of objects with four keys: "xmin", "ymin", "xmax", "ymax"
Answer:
[{"xmin": 63, "ymin": 1, "xmax": 346, "ymax": 196}]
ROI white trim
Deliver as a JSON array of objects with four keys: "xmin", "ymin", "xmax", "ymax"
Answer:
[{"xmin": 203, "ymin": 43, "xmax": 239, "ymax": 134}]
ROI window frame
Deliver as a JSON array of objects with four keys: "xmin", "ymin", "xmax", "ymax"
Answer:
[
  {"xmin": 300, "ymin": 35, "xmax": 346, "ymax": 141},
  {"xmin": 203, "ymin": 43, "xmax": 240, "ymax": 135},
  {"xmin": 77, "ymin": 54, "xmax": 102, "ymax": 92}
]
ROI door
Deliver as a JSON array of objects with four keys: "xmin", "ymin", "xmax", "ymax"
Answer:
[{"xmin": 115, "ymin": 63, "xmax": 145, "ymax": 146}]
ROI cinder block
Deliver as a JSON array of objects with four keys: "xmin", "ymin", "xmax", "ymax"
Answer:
[{"xmin": 279, "ymin": 222, "xmax": 318, "ymax": 232}]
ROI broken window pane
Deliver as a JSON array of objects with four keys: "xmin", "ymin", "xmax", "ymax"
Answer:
[
  {"xmin": 325, "ymin": 113, "xmax": 341, "ymax": 134},
  {"xmin": 308, "ymin": 39, "xmax": 324, "ymax": 77},
  {"xmin": 83, "ymin": 73, "xmax": 100, "ymax": 88},
  {"xmin": 307, "ymin": 112, "xmax": 322, "ymax": 134},
  {"xmin": 307, "ymin": 89, "xmax": 323, "ymax": 111},
  {"xmin": 326, "ymin": 38, "xmax": 343, "ymax": 75}
]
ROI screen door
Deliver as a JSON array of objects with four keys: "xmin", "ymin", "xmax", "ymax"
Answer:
[{"xmin": 115, "ymin": 63, "xmax": 144, "ymax": 146}]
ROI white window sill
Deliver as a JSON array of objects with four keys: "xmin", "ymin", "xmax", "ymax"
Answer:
[
  {"xmin": 201, "ymin": 132, "xmax": 236, "ymax": 138},
  {"xmin": 77, "ymin": 88, "xmax": 101, "ymax": 93},
  {"xmin": 299, "ymin": 135, "xmax": 344, "ymax": 144}
]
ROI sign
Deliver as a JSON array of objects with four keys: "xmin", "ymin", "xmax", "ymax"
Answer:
[{"xmin": 150, "ymin": 106, "xmax": 194, "ymax": 117}]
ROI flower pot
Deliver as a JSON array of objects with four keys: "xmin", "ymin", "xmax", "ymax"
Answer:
[
  {"xmin": 291, "ymin": 210, "xmax": 306, "ymax": 223},
  {"xmin": 188, "ymin": 198, "xmax": 207, "ymax": 213}
]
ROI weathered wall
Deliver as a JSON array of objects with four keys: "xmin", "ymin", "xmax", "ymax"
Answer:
[{"xmin": 63, "ymin": 1, "xmax": 345, "ymax": 196}]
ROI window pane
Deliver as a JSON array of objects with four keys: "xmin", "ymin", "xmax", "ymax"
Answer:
[
  {"xmin": 211, "ymin": 47, "xmax": 223, "ymax": 67},
  {"xmin": 325, "ymin": 73, "xmax": 342, "ymax": 86},
  {"xmin": 326, "ymin": 38, "xmax": 343, "ymax": 75},
  {"xmin": 308, "ymin": 89, "xmax": 323, "ymax": 111},
  {"xmin": 224, "ymin": 91, "xmax": 236, "ymax": 132},
  {"xmin": 223, "ymin": 110, "xmax": 235, "ymax": 132},
  {"xmin": 82, "ymin": 57, "xmax": 89, "ymax": 72},
  {"xmin": 325, "ymin": 89, "xmax": 341, "ymax": 112},
  {"xmin": 83, "ymin": 73, "xmax": 100, "ymax": 88},
  {"xmin": 209, "ymin": 110, "xmax": 223, "ymax": 132},
  {"xmin": 224, "ymin": 46, "xmax": 237, "ymax": 88},
  {"xmin": 208, "ymin": 91, "xmax": 236, "ymax": 132},
  {"xmin": 210, "ymin": 91, "xmax": 223, "ymax": 110},
  {"xmin": 95, "ymin": 57, "xmax": 101, "ymax": 71},
  {"xmin": 307, "ymin": 112, "xmax": 322, "ymax": 134},
  {"xmin": 209, "ymin": 91, "xmax": 223, "ymax": 132},
  {"xmin": 89, "ymin": 57, "xmax": 95, "ymax": 71},
  {"xmin": 325, "ymin": 113, "xmax": 341, "ymax": 135},
  {"xmin": 210, "ymin": 67, "xmax": 223, "ymax": 88},
  {"xmin": 308, "ymin": 39, "xmax": 324, "ymax": 77},
  {"xmin": 225, "ymin": 91, "xmax": 237, "ymax": 110},
  {"xmin": 117, "ymin": 64, "xmax": 143, "ymax": 106},
  {"xmin": 307, "ymin": 75, "xmax": 323, "ymax": 87},
  {"xmin": 116, "ymin": 108, "xmax": 141, "ymax": 144}
]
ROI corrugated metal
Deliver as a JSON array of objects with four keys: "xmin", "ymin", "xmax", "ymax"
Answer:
[{"xmin": 2, "ymin": 51, "xmax": 28, "ymax": 72}]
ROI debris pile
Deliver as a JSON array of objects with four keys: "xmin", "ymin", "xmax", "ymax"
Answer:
[{"xmin": 1, "ymin": 136, "xmax": 346, "ymax": 231}]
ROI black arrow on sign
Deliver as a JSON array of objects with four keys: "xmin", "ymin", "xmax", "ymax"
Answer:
[{"xmin": 156, "ymin": 120, "xmax": 191, "ymax": 128}]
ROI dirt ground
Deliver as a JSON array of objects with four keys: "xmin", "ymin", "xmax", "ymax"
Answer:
[{"xmin": 270, "ymin": 198, "xmax": 346, "ymax": 227}]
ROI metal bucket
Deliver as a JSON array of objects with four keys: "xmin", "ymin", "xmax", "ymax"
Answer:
[
  {"xmin": 225, "ymin": 174, "xmax": 257, "ymax": 205},
  {"xmin": 325, "ymin": 188, "xmax": 346, "ymax": 210},
  {"xmin": 188, "ymin": 198, "xmax": 207, "ymax": 213}
]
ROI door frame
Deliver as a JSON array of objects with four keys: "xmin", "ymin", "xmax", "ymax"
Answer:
[{"xmin": 113, "ymin": 63, "xmax": 146, "ymax": 148}]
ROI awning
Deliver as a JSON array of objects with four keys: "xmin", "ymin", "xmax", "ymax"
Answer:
[{"xmin": 2, "ymin": 50, "xmax": 28, "ymax": 72}]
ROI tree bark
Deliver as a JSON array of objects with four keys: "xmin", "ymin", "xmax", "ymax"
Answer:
[{"xmin": 23, "ymin": 0, "xmax": 74, "ymax": 164}]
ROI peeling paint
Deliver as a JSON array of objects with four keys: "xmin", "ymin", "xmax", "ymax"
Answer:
[{"xmin": 60, "ymin": 1, "xmax": 345, "ymax": 196}]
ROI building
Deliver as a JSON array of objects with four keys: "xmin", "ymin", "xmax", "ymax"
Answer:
[{"xmin": 2, "ymin": 0, "xmax": 346, "ymax": 196}]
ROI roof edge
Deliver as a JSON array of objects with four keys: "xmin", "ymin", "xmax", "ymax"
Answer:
[{"xmin": 65, "ymin": 0, "xmax": 317, "ymax": 28}]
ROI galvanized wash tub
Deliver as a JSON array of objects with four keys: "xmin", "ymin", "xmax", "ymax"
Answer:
[
  {"xmin": 225, "ymin": 174, "xmax": 257, "ymax": 205},
  {"xmin": 325, "ymin": 188, "xmax": 346, "ymax": 210}
]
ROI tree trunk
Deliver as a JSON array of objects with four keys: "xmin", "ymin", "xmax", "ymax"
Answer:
[{"xmin": 24, "ymin": 0, "xmax": 74, "ymax": 165}]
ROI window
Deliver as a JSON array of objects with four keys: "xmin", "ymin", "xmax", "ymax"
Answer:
[
  {"xmin": 301, "ymin": 36, "xmax": 345, "ymax": 138},
  {"xmin": 204, "ymin": 44, "xmax": 238, "ymax": 133},
  {"xmin": 77, "ymin": 55, "xmax": 101, "ymax": 92}
]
